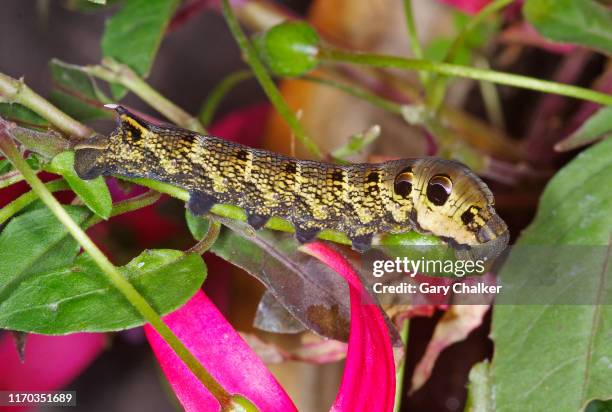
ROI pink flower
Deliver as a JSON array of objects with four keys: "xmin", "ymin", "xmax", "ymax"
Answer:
[
  {"xmin": 145, "ymin": 291, "xmax": 296, "ymax": 411},
  {"xmin": 302, "ymin": 243, "xmax": 396, "ymax": 412},
  {"xmin": 146, "ymin": 242, "xmax": 396, "ymax": 411},
  {"xmin": 437, "ymin": 0, "xmax": 492, "ymax": 14}
]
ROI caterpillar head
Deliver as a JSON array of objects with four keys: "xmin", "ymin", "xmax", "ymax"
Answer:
[
  {"xmin": 392, "ymin": 158, "xmax": 509, "ymax": 262},
  {"xmin": 73, "ymin": 136, "xmax": 108, "ymax": 180},
  {"xmin": 74, "ymin": 104, "xmax": 150, "ymax": 180}
]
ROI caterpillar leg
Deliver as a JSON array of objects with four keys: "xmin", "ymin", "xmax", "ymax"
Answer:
[
  {"xmin": 350, "ymin": 233, "xmax": 373, "ymax": 253},
  {"xmin": 295, "ymin": 226, "xmax": 320, "ymax": 244},
  {"xmin": 187, "ymin": 191, "xmax": 217, "ymax": 216},
  {"xmin": 247, "ymin": 213, "xmax": 270, "ymax": 230}
]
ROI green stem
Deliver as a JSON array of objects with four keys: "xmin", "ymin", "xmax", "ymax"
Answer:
[
  {"xmin": 200, "ymin": 70, "xmax": 253, "ymax": 127},
  {"xmin": 331, "ymin": 125, "xmax": 381, "ymax": 162},
  {"xmin": 188, "ymin": 221, "xmax": 221, "ymax": 255},
  {"xmin": 220, "ymin": 0, "xmax": 323, "ymax": 159},
  {"xmin": 402, "ymin": 0, "xmax": 427, "ymax": 84},
  {"xmin": 319, "ymin": 48, "xmax": 612, "ymax": 106},
  {"xmin": 475, "ymin": 56, "xmax": 506, "ymax": 130},
  {"xmin": 0, "ymin": 170, "xmax": 24, "ymax": 189},
  {"xmin": 445, "ymin": 0, "xmax": 512, "ymax": 67},
  {"xmin": 9, "ymin": 125, "xmax": 69, "ymax": 158},
  {"xmin": 0, "ymin": 72, "xmax": 93, "ymax": 139},
  {"xmin": 85, "ymin": 190, "xmax": 162, "ymax": 228},
  {"xmin": 393, "ymin": 319, "xmax": 410, "ymax": 412},
  {"xmin": 428, "ymin": 0, "xmax": 513, "ymax": 109},
  {"xmin": 0, "ymin": 131, "xmax": 231, "ymax": 408},
  {"xmin": 0, "ymin": 179, "xmax": 70, "ymax": 225},
  {"xmin": 83, "ymin": 60, "xmax": 206, "ymax": 134}
]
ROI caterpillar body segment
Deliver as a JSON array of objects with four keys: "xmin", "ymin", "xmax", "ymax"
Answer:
[{"xmin": 74, "ymin": 105, "xmax": 509, "ymax": 261}]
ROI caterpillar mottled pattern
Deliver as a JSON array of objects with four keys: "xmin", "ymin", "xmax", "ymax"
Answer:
[{"xmin": 74, "ymin": 105, "xmax": 509, "ymax": 261}]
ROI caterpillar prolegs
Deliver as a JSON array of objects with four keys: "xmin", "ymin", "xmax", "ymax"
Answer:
[{"xmin": 74, "ymin": 105, "xmax": 509, "ymax": 261}]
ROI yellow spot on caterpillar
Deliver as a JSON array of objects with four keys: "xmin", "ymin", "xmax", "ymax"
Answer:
[{"xmin": 121, "ymin": 115, "xmax": 149, "ymax": 135}]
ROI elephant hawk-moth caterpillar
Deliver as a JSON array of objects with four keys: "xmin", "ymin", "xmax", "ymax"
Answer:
[{"xmin": 74, "ymin": 105, "xmax": 509, "ymax": 261}]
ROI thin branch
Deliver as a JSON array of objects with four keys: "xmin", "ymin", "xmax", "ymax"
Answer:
[
  {"xmin": 85, "ymin": 190, "xmax": 162, "ymax": 228},
  {"xmin": 82, "ymin": 59, "xmax": 206, "ymax": 133},
  {"xmin": 444, "ymin": 0, "xmax": 513, "ymax": 67},
  {"xmin": 220, "ymin": 0, "xmax": 323, "ymax": 159},
  {"xmin": 199, "ymin": 70, "xmax": 253, "ymax": 127},
  {"xmin": 319, "ymin": 48, "xmax": 612, "ymax": 106},
  {"xmin": 0, "ymin": 179, "xmax": 70, "ymax": 225},
  {"xmin": 428, "ymin": 0, "xmax": 514, "ymax": 109},
  {"xmin": 475, "ymin": 56, "xmax": 506, "ymax": 130},
  {"xmin": 0, "ymin": 125, "xmax": 231, "ymax": 408},
  {"xmin": 9, "ymin": 123, "xmax": 70, "ymax": 158},
  {"xmin": 0, "ymin": 169, "xmax": 24, "ymax": 189},
  {"xmin": 393, "ymin": 319, "xmax": 410, "ymax": 412},
  {"xmin": 0, "ymin": 72, "xmax": 93, "ymax": 139},
  {"xmin": 187, "ymin": 220, "xmax": 222, "ymax": 255},
  {"xmin": 402, "ymin": 0, "xmax": 427, "ymax": 84}
]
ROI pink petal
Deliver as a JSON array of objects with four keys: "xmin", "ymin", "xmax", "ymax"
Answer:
[
  {"xmin": 301, "ymin": 243, "xmax": 396, "ymax": 412},
  {"xmin": 0, "ymin": 333, "xmax": 106, "ymax": 412},
  {"xmin": 437, "ymin": 0, "xmax": 492, "ymax": 14},
  {"xmin": 144, "ymin": 291, "xmax": 296, "ymax": 412}
]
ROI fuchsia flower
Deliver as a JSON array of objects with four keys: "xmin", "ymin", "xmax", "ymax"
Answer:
[
  {"xmin": 145, "ymin": 242, "xmax": 396, "ymax": 412},
  {"xmin": 302, "ymin": 243, "xmax": 396, "ymax": 412},
  {"xmin": 437, "ymin": 0, "xmax": 492, "ymax": 14},
  {"xmin": 145, "ymin": 292, "xmax": 296, "ymax": 412}
]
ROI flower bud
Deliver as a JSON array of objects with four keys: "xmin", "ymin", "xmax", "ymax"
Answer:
[{"xmin": 254, "ymin": 21, "xmax": 319, "ymax": 77}]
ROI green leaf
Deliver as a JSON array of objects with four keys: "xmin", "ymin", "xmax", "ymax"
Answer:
[
  {"xmin": 524, "ymin": 0, "xmax": 612, "ymax": 55},
  {"xmin": 49, "ymin": 59, "xmax": 112, "ymax": 122},
  {"xmin": 49, "ymin": 91, "xmax": 112, "ymax": 123},
  {"xmin": 185, "ymin": 210, "xmax": 211, "ymax": 241},
  {"xmin": 586, "ymin": 400, "xmax": 612, "ymax": 412},
  {"xmin": 101, "ymin": 0, "xmax": 180, "ymax": 99},
  {"xmin": 0, "ymin": 154, "xmax": 40, "ymax": 175},
  {"xmin": 490, "ymin": 138, "xmax": 612, "ymax": 411},
  {"xmin": 556, "ymin": 106, "xmax": 612, "ymax": 151},
  {"xmin": 210, "ymin": 219, "xmax": 352, "ymax": 341},
  {"xmin": 0, "ymin": 206, "xmax": 91, "ymax": 305},
  {"xmin": 50, "ymin": 59, "xmax": 110, "ymax": 103},
  {"xmin": 0, "ymin": 103, "xmax": 49, "ymax": 127},
  {"xmin": 424, "ymin": 38, "xmax": 472, "ymax": 65},
  {"xmin": 0, "ymin": 249, "xmax": 206, "ymax": 334},
  {"xmin": 48, "ymin": 151, "xmax": 112, "ymax": 219},
  {"xmin": 0, "ymin": 159, "xmax": 10, "ymax": 174}
]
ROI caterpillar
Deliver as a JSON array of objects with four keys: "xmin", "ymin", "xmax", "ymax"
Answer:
[{"xmin": 74, "ymin": 105, "xmax": 509, "ymax": 261}]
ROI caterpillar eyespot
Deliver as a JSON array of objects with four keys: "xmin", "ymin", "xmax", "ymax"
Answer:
[
  {"xmin": 74, "ymin": 105, "xmax": 509, "ymax": 261},
  {"xmin": 393, "ymin": 168, "xmax": 413, "ymax": 198},
  {"xmin": 427, "ymin": 174, "xmax": 453, "ymax": 206}
]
